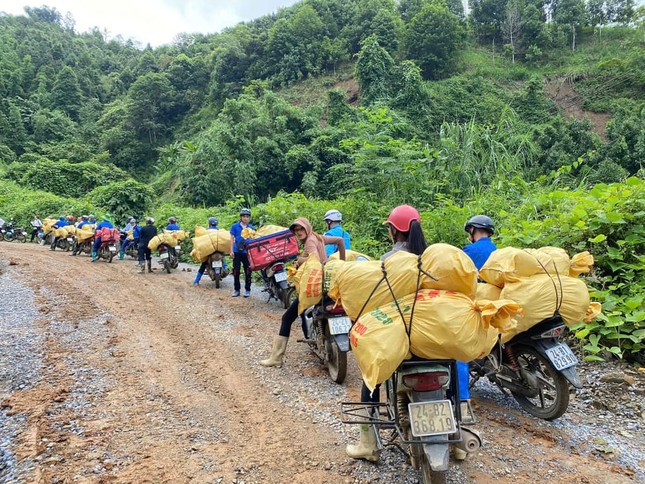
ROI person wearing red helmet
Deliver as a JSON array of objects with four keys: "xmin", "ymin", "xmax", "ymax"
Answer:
[{"xmin": 346, "ymin": 205, "xmax": 428, "ymax": 462}]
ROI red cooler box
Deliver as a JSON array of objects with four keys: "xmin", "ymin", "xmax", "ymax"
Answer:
[{"xmin": 246, "ymin": 230, "xmax": 300, "ymax": 271}]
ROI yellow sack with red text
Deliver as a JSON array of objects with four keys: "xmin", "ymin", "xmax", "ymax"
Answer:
[
  {"xmin": 420, "ymin": 244, "xmax": 478, "ymax": 299},
  {"xmin": 328, "ymin": 251, "xmax": 426, "ymax": 321},
  {"xmin": 500, "ymin": 274, "xmax": 601, "ymax": 343},
  {"xmin": 293, "ymin": 254, "xmax": 324, "ymax": 314}
]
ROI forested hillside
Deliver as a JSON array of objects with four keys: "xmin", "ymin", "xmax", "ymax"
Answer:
[{"xmin": 0, "ymin": 1, "xmax": 644, "ymax": 359}]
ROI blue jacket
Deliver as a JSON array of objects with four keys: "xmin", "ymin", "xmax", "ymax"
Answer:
[
  {"xmin": 230, "ymin": 221, "xmax": 254, "ymax": 254},
  {"xmin": 77, "ymin": 221, "xmax": 90, "ymax": 229},
  {"xmin": 463, "ymin": 237, "xmax": 497, "ymax": 270},
  {"xmin": 133, "ymin": 225, "xmax": 141, "ymax": 239},
  {"xmin": 95, "ymin": 220, "xmax": 114, "ymax": 231},
  {"xmin": 324, "ymin": 224, "xmax": 351, "ymax": 257},
  {"xmin": 166, "ymin": 223, "xmax": 180, "ymax": 231},
  {"xmin": 53, "ymin": 220, "xmax": 69, "ymax": 229}
]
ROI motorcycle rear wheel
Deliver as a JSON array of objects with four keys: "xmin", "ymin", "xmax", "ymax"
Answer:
[
  {"xmin": 281, "ymin": 286, "xmax": 295, "ymax": 309},
  {"xmin": 421, "ymin": 458, "xmax": 447, "ymax": 484},
  {"xmin": 164, "ymin": 261, "xmax": 171, "ymax": 274},
  {"xmin": 509, "ymin": 345, "xmax": 570, "ymax": 420},
  {"xmin": 16, "ymin": 234, "xmax": 26, "ymax": 243},
  {"xmin": 214, "ymin": 275, "xmax": 221, "ymax": 288},
  {"xmin": 325, "ymin": 336, "xmax": 347, "ymax": 384}
]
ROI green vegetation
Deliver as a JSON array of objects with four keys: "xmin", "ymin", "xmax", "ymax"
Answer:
[{"xmin": 0, "ymin": 1, "xmax": 643, "ymax": 359}]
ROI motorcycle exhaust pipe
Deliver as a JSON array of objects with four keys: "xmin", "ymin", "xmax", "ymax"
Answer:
[{"xmin": 454, "ymin": 427, "xmax": 482, "ymax": 454}]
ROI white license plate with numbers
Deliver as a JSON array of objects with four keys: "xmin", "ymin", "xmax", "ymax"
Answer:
[
  {"xmin": 108, "ymin": 245, "xmax": 117, "ymax": 253},
  {"xmin": 545, "ymin": 344, "xmax": 578, "ymax": 370},
  {"xmin": 274, "ymin": 271, "xmax": 288, "ymax": 282},
  {"xmin": 408, "ymin": 400, "xmax": 456, "ymax": 437},
  {"xmin": 212, "ymin": 260, "xmax": 223, "ymax": 268},
  {"xmin": 328, "ymin": 316, "xmax": 352, "ymax": 335}
]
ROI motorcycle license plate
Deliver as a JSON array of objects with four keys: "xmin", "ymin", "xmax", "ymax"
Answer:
[
  {"xmin": 175, "ymin": 245, "xmax": 181, "ymax": 251},
  {"xmin": 274, "ymin": 271, "xmax": 288, "ymax": 283},
  {"xmin": 408, "ymin": 400, "xmax": 456, "ymax": 437},
  {"xmin": 328, "ymin": 316, "xmax": 352, "ymax": 335},
  {"xmin": 545, "ymin": 343, "xmax": 578, "ymax": 370},
  {"xmin": 212, "ymin": 260, "xmax": 223, "ymax": 268},
  {"xmin": 108, "ymin": 245, "xmax": 117, "ymax": 253},
  {"xmin": 159, "ymin": 252, "xmax": 169, "ymax": 260},
  {"xmin": 67, "ymin": 237, "xmax": 74, "ymax": 243}
]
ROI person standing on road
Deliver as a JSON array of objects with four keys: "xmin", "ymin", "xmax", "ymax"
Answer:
[
  {"xmin": 30, "ymin": 215, "xmax": 43, "ymax": 242},
  {"xmin": 229, "ymin": 208, "xmax": 254, "ymax": 297},
  {"xmin": 138, "ymin": 217, "xmax": 158, "ymax": 273},
  {"xmin": 323, "ymin": 209, "xmax": 351, "ymax": 258},
  {"xmin": 260, "ymin": 217, "xmax": 345, "ymax": 368}
]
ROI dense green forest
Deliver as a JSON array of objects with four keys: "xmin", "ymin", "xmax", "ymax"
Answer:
[{"xmin": 0, "ymin": 1, "xmax": 643, "ymax": 359}]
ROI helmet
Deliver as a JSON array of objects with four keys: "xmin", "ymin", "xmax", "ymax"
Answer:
[
  {"xmin": 464, "ymin": 215, "xmax": 495, "ymax": 235},
  {"xmin": 168, "ymin": 216, "xmax": 177, "ymax": 223},
  {"xmin": 240, "ymin": 208, "xmax": 251, "ymax": 216},
  {"xmin": 146, "ymin": 217, "xmax": 155, "ymax": 224},
  {"xmin": 59, "ymin": 216, "xmax": 65, "ymax": 221},
  {"xmin": 128, "ymin": 217, "xmax": 136, "ymax": 223},
  {"xmin": 130, "ymin": 218, "xmax": 137, "ymax": 224},
  {"xmin": 81, "ymin": 215, "xmax": 87, "ymax": 220},
  {"xmin": 208, "ymin": 216, "xmax": 218, "ymax": 226},
  {"xmin": 323, "ymin": 209, "xmax": 342, "ymax": 222},
  {"xmin": 384, "ymin": 205, "xmax": 420, "ymax": 232},
  {"xmin": 67, "ymin": 215, "xmax": 75, "ymax": 222}
]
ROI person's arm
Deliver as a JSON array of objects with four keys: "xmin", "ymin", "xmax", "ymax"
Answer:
[{"xmin": 323, "ymin": 235, "xmax": 346, "ymax": 260}]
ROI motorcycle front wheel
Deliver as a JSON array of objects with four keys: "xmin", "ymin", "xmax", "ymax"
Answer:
[
  {"xmin": 16, "ymin": 234, "xmax": 26, "ymax": 243},
  {"xmin": 325, "ymin": 336, "xmax": 347, "ymax": 384},
  {"xmin": 509, "ymin": 345, "xmax": 570, "ymax": 420}
]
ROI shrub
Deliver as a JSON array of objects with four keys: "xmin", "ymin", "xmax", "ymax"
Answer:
[{"xmin": 88, "ymin": 180, "xmax": 154, "ymax": 224}]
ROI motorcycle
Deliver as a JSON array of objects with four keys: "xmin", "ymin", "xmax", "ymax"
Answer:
[
  {"xmin": 342, "ymin": 359, "xmax": 480, "ymax": 483},
  {"xmin": 470, "ymin": 314, "xmax": 582, "ymax": 420},
  {"xmin": 96, "ymin": 239, "xmax": 118, "ymax": 262},
  {"xmin": 158, "ymin": 243, "xmax": 181, "ymax": 273},
  {"xmin": 205, "ymin": 251, "xmax": 228, "ymax": 288},
  {"xmin": 262, "ymin": 260, "xmax": 295, "ymax": 309},
  {"xmin": 0, "ymin": 223, "xmax": 27, "ymax": 243},
  {"xmin": 300, "ymin": 299, "xmax": 352, "ymax": 383}
]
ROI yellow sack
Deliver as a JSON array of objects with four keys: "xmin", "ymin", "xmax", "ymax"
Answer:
[
  {"xmin": 480, "ymin": 247, "xmax": 550, "ymax": 287},
  {"xmin": 328, "ymin": 251, "xmax": 427, "ymax": 321},
  {"xmin": 76, "ymin": 229, "xmax": 94, "ymax": 242},
  {"xmin": 64, "ymin": 226, "xmax": 77, "ymax": 235},
  {"xmin": 241, "ymin": 227, "xmax": 257, "ymax": 239},
  {"xmin": 476, "ymin": 283, "xmax": 502, "ymax": 301},
  {"xmin": 585, "ymin": 302, "xmax": 602, "ymax": 322},
  {"xmin": 190, "ymin": 230, "xmax": 232, "ymax": 262},
  {"xmin": 350, "ymin": 308, "xmax": 410, "ymax": 392},
  {"xmin": 294, "ymin": 254, "xmax": 323, "ymax": 314},
  {"xmin": 194, "ymin": 225, "xmax": 207, "ymax": 237},
  {"xmin": 148, "ymin": 235, "xmax": 163, "ymax": 251},
  {"xmin": 535, "ymin": 246, "xmax": 570, "ymax": 275},
  {"xmin": 164, "ymin": 229, "xmax": 189, "ymax": 242},
  {"xmin": 329, "ymin": 250, "xmax": 373, "ymax": 261},
  {"xmin": 570, "ymin": 251, "xmax": 594, "ymax": 277},
  {"xmin": 255, "ymin": 225, "xmax": 288, "ymax": 238},
  {"xmin": 420, "ymin": 243, "xmax": 478, "ymax": 299},
  {"xmin": 323, "ymin": 259, "xmax": 346, "ymax": 293},
  {"xmin": 406, "ymin": 290, "xmax": 519, "ymax": 362},
  {"xmin": 54, "ymin": 228, "xmax": 67, "ymax": 238},
  {"xmin": 500, "ymin": 274, "xmax": 599, "ymax": 342},
  {"xmin": 127, "ymin": 229, "xmax": 134, "ymax": 241},
  {"xmin": 43, "ymin": 218, "xmax": 57, "ymax": 234}
]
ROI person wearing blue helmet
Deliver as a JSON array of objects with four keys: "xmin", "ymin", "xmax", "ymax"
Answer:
[
  {"xmin": 166, "ymin": 216, "xmax": 180, "ymax": 231},
  {"xmin": 193, "ymin": 217, "xmax": 226, "ymax": 285},
  {"xmin": 49, "ymin": 215, "xmax": 71, "ymax": 251}
]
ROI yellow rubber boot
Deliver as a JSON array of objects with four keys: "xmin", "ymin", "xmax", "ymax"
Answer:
[
  {"xmin": 346, "ymin": 411, "xmax": 379, "ymax": 462},
  {"xmin": 260, "ymin": 336, "xmax": 288, "ymax": 368}
]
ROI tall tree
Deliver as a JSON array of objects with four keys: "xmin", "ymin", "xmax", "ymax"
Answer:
[
  {"xmin": 50, "ymin": 65, "xmax": 83, "ymax": 119},
  {"xmin": 552, "ymin": 0, "xmax": 586, "ymax": 50},
  {"xmin": 354, "ymin": 35, "xmax": 395, "ymax": 104}
]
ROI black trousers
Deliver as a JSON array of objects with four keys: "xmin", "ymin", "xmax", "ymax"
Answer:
[{"xmin": 232, "ymin": 253, "xmax": 251, "ymax": 291}]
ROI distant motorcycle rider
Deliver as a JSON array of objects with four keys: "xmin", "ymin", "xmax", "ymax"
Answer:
[
  {"xmin": 30, "ymin": 215, "xmax": 43, "ymax": 242},
  {"xmin": 119, "ymin": 218, "xmax": 138, "ymax": 260},
  {"xmin": 193, "ymin": 217, "xmax": 224, "ymax": 285},
  {"xmin": 49, "ymin": 215, "xmax": 71, "ymax": 251},
  {"xmin": 323, "ymin": 209, "xmax": 351, "ymax": 257},
  {"xmin": 91, "ymin": 215, "xmax": 114, "ymax": 262},
  {"xmin": 138, "ymin": 217, "xmax": 158, "ymax": 273}
]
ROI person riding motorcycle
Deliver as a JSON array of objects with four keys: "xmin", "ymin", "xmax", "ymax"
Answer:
[
  {"xmin": 119, "ymin": 218, "xmax": 138, "ymax": 260},
  {"xmin": 346, "ymin": 204, "xmax": 428, "ymax": 462},
  {"xmin": 166, "ymin": 217, "xmax": 180, "ymax": 231},
  {"xmin": 30, "ymin": 215, "xmax": 43, "ymax": 242},
  {"xmin": 138, "ymin": 217, "xmax": 158, "ymax": 273},
  {"xmin": 260, "ymin": 217, "xmax": 346, "ymax": 368},
  {"xmin": 91, "ymin": 215, "xmax": 114, "ymax": 262},
  {"xmin": 323, "ymin": 209, "xmax": 351, "ymax": 257},
  {"xmin": 76, "ymin": 215, "xmax": 90, "ymax": 229},
  {"xmin": 463, "ymin": 215, "xmax": 497, "ymax": 271},
  {"xmin": 229, "ymin": 208, "xmax": 255, "ymax": 298},
  {"xmin": 49, "ymin": 215, "xmax": 70, "ymax": 251},
  {"xmin": 193, "ymin": 217, "xmax": 226, "ymax": 285}
]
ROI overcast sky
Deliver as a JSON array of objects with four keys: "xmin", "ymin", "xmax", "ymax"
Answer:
[{"xmin": 0, "ymin": 0, "xmax": 301, "ymax": 47}]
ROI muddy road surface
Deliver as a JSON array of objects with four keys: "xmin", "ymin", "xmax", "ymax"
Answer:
[{"xmin": 1, "ymin": 243, "xmax": 643, "ymax": 483}]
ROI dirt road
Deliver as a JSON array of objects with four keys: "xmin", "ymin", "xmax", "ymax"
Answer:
[{"xmin": 1, "ymin": 243, "xmax": 643, "ymax": 483}]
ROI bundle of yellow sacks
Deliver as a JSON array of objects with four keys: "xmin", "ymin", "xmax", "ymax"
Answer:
[
  {"xmin": 76, "ymin": 225, "xmax": 96, "ymax": 242},
  {"xmin": 477, "ymin": 247, "xmax": 602, "ymax": 343},
  {"xmin": 293, "ymin": 244, "xmax": 524, "ymax": 391},
  {"xmin": 190, "ymin": 226, "xmax": 232, "ymax": 263},
  {"xmin": 148, "ymin": 230, "xmax": 190, "ymax": 251}
]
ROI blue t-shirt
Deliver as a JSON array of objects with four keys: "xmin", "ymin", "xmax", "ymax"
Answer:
[
  {"xmin": 96, "ymin": 220, "xmax": 114, "ymax": 231},
  {"xmin": 463, "ymin": 237, "xmax": 497, "ymax": 270},
  {"xmin": 324, "ymin": 224, "xmax": 351, "ymax": 257},
  {"xmin": 166, "ymin": 223, "xmax": 180, "ymax": 231},
  {"xmin": 77, "ymin": 221, "xmax": 90, "ymax": 229},
  {"xmin": 230, "ymin": 221, "xmax": 254, "ymax": 254}
]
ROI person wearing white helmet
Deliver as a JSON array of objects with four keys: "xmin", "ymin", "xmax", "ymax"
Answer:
[{"xmin": 323, "ymin": 209, "xmax": 351, "ymax": 258}]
